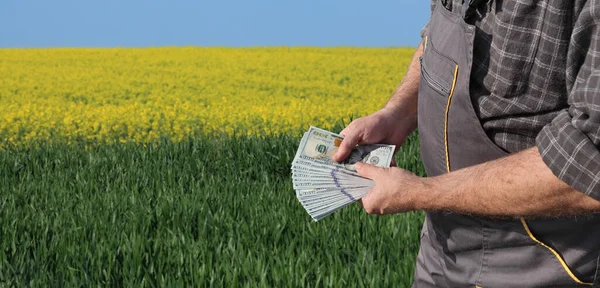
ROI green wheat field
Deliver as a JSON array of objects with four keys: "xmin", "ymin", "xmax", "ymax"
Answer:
[{"xmin": 0, "ymin": 48, "xmax": 424, "ymax": 287}]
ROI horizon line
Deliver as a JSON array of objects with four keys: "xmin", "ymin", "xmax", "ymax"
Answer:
[{"xmin": 0, "ymin": 45, "xmax": 419, "ymax": 49}]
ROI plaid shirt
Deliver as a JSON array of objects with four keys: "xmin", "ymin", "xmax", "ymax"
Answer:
[{"xmin": 422, "ymin": 0, "xmax": 600, "ymax": 199}]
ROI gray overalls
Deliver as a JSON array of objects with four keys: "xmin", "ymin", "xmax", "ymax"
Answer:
[{"xmin": 414, "ymin": 1, "xmax": 600, "ymax": 287}]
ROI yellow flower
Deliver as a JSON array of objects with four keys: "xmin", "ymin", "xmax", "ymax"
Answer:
[{"xmin": 0, "ymin": 47, "xmax": 414, "ymax": 146}]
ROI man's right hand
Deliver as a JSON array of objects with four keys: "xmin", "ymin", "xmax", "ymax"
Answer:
[
  {"xmin": 332, "ymin": 106, "xmax": 417, "ymax": 163},
  {"xmin": 333, "ymin": 41, "xmax": 423, "ymax": 164}
]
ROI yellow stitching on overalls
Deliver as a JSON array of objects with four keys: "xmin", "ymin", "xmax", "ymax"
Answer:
[
  {"xmin": 444, "ymin": 65, "xmax": 459, "ymax": 173},
  {"xmin": 520, "ymin": 218, "xmax": 593, "ymax": 286}
]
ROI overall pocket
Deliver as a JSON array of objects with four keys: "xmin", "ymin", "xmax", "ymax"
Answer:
[
  {"xmin": 418, "ymin": 35, "xmax": 460, "ymax": 175},
  {"xmin": 480, "ymin": 218, "xmax": 598, "ymax": 287},
  {"xmin": 419, "ymin": 38, "xmax": 458, "ymax": 99},
  {"xmin": 520, "ymin": 219, "xmax": 600, "ymax": 286}
]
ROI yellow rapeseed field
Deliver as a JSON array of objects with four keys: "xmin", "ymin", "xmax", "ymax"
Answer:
[{"xmin": 0, "ymin": 47, "xmax": 414, "ymax": 146}]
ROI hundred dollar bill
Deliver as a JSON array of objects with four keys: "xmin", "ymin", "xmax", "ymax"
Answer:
[
  {"xmin": 292, "ymin": 173, "xmax": 373, "ymax": 182},
  {"xmin": 296, "ymin": 187, "xmax": 364, "ymax": 197},
  {"xmin": 299, "ymin": 192, "xmax": 363, "ymax": 205},
  {"xmin": 297, "ymin": 185, "xmax": 369, "ymax": 197},
  {"xmin": 301, "ymin": 191, "xmax": 368, "ymax": 207},
  {"xmin": 311, "ymin": 202, "xmax": 356, "ymax": 221},
  {"xmin": 305, "ymin": 198, "xmax": 357, "ymax": 215},
  {"xmin": 291, "ymin": 126, "xmax": 396, "ymax": 221},
  {"xmin": 301, "ymin": 192, "xmax": 364, "ymax": 209},
  {"xmin": 291, "ymin": 164, "xmax": 361, "ymax": 177},
  {"xmin": 294, "ymin": 126, "xmax": 395, "ymax": 171},
  {"xmin": 293, "ymin": 178, "xmax": 371, "ymax": 187},
  {"xmin": 294, "ymin": 182, "xmax": 372, "ymax": 190}
]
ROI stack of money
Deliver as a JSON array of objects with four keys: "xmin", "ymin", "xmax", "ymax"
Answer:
[{"xmin": 292, "ymin": 127, "xmax": 395, "ymax": 221}]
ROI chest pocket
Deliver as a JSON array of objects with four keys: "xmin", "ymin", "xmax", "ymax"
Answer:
[{"xmin": 420, "ymin": 36, "xmax": 458, "ymax": 99}]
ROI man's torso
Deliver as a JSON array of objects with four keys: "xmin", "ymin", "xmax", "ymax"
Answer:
[{"xmin": 434, "ymin": 0, "xmax": 584, "ymax": 153}]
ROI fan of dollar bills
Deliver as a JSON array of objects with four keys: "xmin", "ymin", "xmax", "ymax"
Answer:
[{"xmin": 291, "ymin": 127, "xmax": 395, "ymax": 221}]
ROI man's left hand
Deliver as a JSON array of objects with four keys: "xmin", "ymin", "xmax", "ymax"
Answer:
[{"xmin": 354, "ymin": 162, "xmax": 424, "ymax": 215}]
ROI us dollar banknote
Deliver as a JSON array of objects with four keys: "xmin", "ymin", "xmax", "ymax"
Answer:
[
  {"xmin": 295, "ymin": 126, "xmax": 394, "ymax": 171},
  {"xmin": 291, "ymin": 126, "xmax": 396, "ymax": 221}
]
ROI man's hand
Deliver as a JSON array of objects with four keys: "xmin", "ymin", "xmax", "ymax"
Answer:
[
  {"xmin": 332, "ymin": 107, "xmax": 416, "ymax": 163},
  {"xmin": 354, "ymin": 162, "xmax": 425, "ymax": 215},
  {"xmin": 332, "ymin": 42, "xmax": 424, "ymax": 164}
]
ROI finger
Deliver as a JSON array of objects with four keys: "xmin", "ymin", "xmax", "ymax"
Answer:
[
  {"xmin": 333, "ymin": 131, "xmax": 361, "ymax": 162},
  {"xmin": 359, "ymin": 190, "xmax": 377, "ymax": 214},
  {"xmin": 340, "ymin": 118, "xmax": 359, "ymax": 137},
  {"xmin": 354, "ymin": 162, "xmax": 381, "ymax": 179},
  {"xmin": 339, "ymin": 127, "xmax": 348, "ymax": 137}
]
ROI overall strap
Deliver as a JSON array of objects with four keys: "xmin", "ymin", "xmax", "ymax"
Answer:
[{"xmin": 462, "ymin": 0, "xmax": 487, "ymax": 19}]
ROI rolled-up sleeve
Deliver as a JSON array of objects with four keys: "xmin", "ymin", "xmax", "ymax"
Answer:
[{"xmin": 535, "ymin": 3, "xmax": 600, "ymax": 201}]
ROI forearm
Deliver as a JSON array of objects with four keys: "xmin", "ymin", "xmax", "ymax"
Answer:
[
  {"xmin": 383, "ymin": 41, "xmax": 423, "ymax": 130},
  {"xmin": 417, "ymin": 147, "xmax": 600, "ymax": 217}
]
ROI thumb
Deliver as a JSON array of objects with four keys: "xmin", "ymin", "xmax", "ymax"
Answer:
[
  {"xmin": 333, "ymin": 132, "xmax": 361, "ymax": 162},
  {"xmin": 354, "ymin": 162, "xmax": 381, "ymax": 179}
]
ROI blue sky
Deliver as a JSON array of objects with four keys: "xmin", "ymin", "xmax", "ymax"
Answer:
[{"xmin": 1, "ymin": 0, "xmax": 430, "ymax": 48}]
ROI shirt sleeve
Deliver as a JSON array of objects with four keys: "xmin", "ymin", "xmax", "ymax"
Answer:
[{"xmin": 535, "ymin": 2, "xmax": 600, "ymax": 201}]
